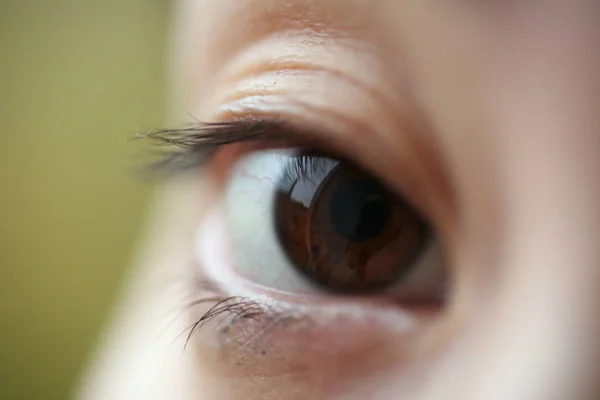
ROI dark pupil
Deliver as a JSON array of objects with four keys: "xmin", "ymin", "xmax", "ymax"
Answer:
[{"xmin": 330, "ymin": 179, "xmax": 390, "ymax": 242}]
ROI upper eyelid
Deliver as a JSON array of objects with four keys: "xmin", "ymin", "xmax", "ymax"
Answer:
[
  {"xmin": 152, "ymin": 68, "xmax": 428, "ymax": 191},
  {"xmin": 201, "ymin": 68, "xmax": 404, "ymax": 149},
  {"xmin": 209, "ymin": 66, "xmax": 396, "ymax": 119},
  {"xmin": 216, "ymin": 33, "xmax": 382, "ymax": 87},
  {"xmin": 182, "ymin": 29, "xmax": 408, "ymax": 159},
  {"xmin": 193, "ymin": 28, "xmax": 391, "ymax": 109},
  {"xmin": 192, "ymin": 38, "xmax": 421, "ymax": 163}
]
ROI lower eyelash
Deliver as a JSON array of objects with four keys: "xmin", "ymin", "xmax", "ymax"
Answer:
[
  {"xmin": 183, "ymin": 295, "xmax": 267, "ymax": 350},
  {"xmin": 180, "ymin": 276, "xmax": 301, "ymax": 352}
]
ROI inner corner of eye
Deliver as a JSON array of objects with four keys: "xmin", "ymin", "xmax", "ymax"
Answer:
[{"xmin": 219, "ymin": 150, "xmax": 448, "ymax": 305}]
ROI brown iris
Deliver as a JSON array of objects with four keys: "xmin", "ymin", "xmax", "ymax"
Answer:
[{"xmin": 274, "ymin": 154, "xmax": 430, "ymax": 293}]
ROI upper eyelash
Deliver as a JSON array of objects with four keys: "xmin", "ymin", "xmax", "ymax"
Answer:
[
  {"xmin": 141, "ymin": 117, "xmax": 346, "ymax": 195},
  {"xmin": 283, "ymin": 153, "xmax": 340, "ymax": 186},
  {"xmin": 140, "ymin": 117, "xmax": 304, "ymax": 172}
]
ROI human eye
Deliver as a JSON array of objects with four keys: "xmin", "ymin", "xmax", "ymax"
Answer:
[
  {"xmin": 147, "ymin": 115, "xmax": 450, "ymax": 358},
  {"xmin": 142, "ymin": 6, "xmax": 458, "ymax": 387},
  {"xmin": 211, "ymin": 146, "xmax": 445, "ymax": 300}
]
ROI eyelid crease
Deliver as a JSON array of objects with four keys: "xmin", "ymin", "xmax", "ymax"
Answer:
[{"xmin": 215, "ymin": 63, "xmax": 394, "ymax": 113}]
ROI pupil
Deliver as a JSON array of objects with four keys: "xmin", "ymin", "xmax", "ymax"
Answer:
[{"xmin": 330, "ymin": 179, "xmax": 390, "ymax": 242}]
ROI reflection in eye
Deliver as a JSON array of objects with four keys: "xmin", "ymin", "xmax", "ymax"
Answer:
[{"xmin": 223, "ymin": 149, "xmax": 447, "ymax": 301}]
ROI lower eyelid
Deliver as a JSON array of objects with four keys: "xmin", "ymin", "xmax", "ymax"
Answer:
[{"xmin": 187, "ymin": 281, "xmax": 443, "ymax": 395}]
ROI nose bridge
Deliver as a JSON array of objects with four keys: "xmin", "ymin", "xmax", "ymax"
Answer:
[
  {"xmin": 490, "ymin": 2, "xmax": 600, "ymax": 338},
  {"xmin": 444, "ymin": 98, "xmax": 600, "ymax": 400},
  {"xmin": 452, "ymin": 7, "xmax": 600, "ymax": 398},
  {"xmin": 467, "ymin": 146, "xmax": 600, "ymax": 400},
  {"xmin": 477, "ymin": 21, "xmax": 600, "ymax": 398},
  {"xmin": 494, "ymin": 147, "xmax": 600, "ymax": 400}
]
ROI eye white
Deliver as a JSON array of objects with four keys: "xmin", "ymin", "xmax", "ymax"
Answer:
[{"xmin": 222, "ymin": 150, "xmax": 316, "ymax": 294}]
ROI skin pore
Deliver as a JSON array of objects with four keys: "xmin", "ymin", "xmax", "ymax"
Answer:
[{"xmin": 80, "ymin": 1, "xmax": 600, "ymax": 399}]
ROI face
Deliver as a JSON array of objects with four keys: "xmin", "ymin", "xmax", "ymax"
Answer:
[{"xmin": 80, "ymin": 1, "xmax": 600, "ymax": 399}]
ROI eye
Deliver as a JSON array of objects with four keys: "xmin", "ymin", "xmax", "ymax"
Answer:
[{"xmin": 219, "ymin": 149, "xmax": 446, "ymax": 300}]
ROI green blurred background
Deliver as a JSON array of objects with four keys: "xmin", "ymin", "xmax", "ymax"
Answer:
[{"xmin": 0, "ymin": 1, "xmax": 169, "ymax": 398}]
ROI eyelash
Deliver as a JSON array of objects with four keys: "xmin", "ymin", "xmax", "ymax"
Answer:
[
  {"xmin": 181, "ymin": 292, "xmax": 268, "ymax": 351},
  {"xmin": 176, "ymin": 275, "xmax": 315, "ymax": 352},
  {"xmin": 141, "ymin": 117, "xmax": 308, "ymax": 172},
  {"xmin": 144, "ymin": 117, "xmax": 323, "ymax": 348}
]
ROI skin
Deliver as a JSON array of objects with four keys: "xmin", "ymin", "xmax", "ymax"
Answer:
[{"xmin": 79, "ymin": 1, "xmax": 600, "ymax": 399}]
